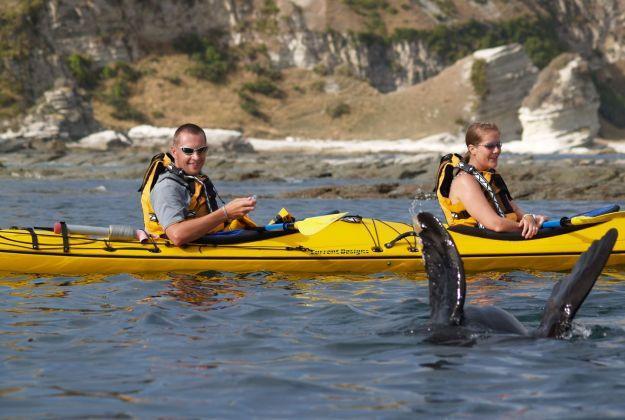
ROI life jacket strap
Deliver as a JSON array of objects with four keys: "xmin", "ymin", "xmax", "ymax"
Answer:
[
  {"xmin": 455, "ymin": 161, "xmax": 506, "ymax": 218},
  {"xmin": 164, "ymin": 164, "xmax": 222, "ymax": 213}
]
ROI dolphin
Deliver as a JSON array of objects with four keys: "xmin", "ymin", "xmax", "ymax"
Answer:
[{"xmin": 415, "ymin": 212, "xmax": 617, "ymax": 339}]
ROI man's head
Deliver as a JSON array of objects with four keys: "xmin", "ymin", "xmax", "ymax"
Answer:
[{"xmin": 171, "ymin": 123, "xmax": 208, "ymax": 176}]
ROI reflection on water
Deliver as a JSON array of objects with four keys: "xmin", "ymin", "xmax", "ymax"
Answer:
[
  {"xmin": 164, "ymin": 273, "xmax": 247, "ymax": 308},
  {"xmin": 3, "ymin": 180, "xmax": 625, "ymax": 417}
]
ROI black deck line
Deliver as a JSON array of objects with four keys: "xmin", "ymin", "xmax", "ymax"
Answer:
[{"xmin": 1, "ymin": 249, "xmax": 625, "ymax": 260}]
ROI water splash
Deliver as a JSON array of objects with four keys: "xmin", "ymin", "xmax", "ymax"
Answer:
[{"xmin": 409, "ymin": 187, "xmax": 426, "ymax": 232}]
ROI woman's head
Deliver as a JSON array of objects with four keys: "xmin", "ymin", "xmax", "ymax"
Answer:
[{"xmin": 463, "ymin": 122, "xmax": 502, "ymax": 170}]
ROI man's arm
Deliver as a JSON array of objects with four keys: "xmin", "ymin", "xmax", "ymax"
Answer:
[{"xmin": 165, "ymin": 197, "xmax": 257, "ymax": 246}]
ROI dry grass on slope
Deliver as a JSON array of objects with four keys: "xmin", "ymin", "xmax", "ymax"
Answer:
[{"xmin": 93, "ymin": 53, "xmax": 475, "ymax": 140}]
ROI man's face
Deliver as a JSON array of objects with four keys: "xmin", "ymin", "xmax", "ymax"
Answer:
[{"xmin": 171, "ymin": 131, "xmax": 207, "ymax": 176}]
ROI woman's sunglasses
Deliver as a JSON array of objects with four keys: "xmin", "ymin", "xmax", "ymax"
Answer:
[
  {"xmin": 179, "ymin": 146, "xmax": 208, "ymax": 156},
  {"xmin": 478, "ymin": 142, "xmax": 502, "ymax": 150}
]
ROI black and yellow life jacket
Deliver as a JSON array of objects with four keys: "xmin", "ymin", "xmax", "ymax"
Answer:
[
  {"xmin": 434, "ymin": 153, "xmax": 516, "ymax": 227},
  {"xmin": 138, "ymin": 153, "xmax": 223, "ymax": 236}
]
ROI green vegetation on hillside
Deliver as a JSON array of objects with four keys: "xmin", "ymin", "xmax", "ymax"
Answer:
[
  {"xmin": 387, "ymin": 17, "xmax": 564, "ymax": 68},
  {"xmin": 432, "ymin": 0, "xmax": 457, "ymax": 20},
  {"xmin": 0, "ymin": 0, "xmax": 45, "ymax": 118},
  {"xmin": 470, "ymin": 59, "xmax": 487, "ymax": 98},
  {"xmin": 99, "ymin": 62, "xmax": 146, "ymax": 122},
  {"xmin": 343, "ymin": 0, "xmax": 395, "ymax": 36},
  {"xmin": 241, "ymin": 78, "xmax": 285, "ymax": 99},
  {"xmin": 174, "ymin": 31, "xmax": 290, "ymax": 120},
  {"xmin": 326, "ymin": 102, "xmax": 351, "ymax": 119},
  {"xmin": 173, "ymin": 32, "xmax": 235, "ymax": 83},
  {"xmin": 67, "ymin": 53, "xmax": 99, "ymax": 89},
  {"xmin": 237, "ymin": 70, "xmax": 285, "ymax": 120},
  {"xmin": 255, "ymin": 0, "xmax": 280, "ymax": 35},
  {"xmin": 238, "ymin": 91, "xmax": 268, "ymax": 121},
  {"xmin": 593, "ymin": 74, "xmax": 625, "ymax": 128},
  {"xmin": 67, "ymin": 53, "xmax": 146, "ymax": 122}
]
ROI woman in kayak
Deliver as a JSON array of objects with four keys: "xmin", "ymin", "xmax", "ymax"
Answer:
[{"xmin": 435, "ymin": 122, "xmax": 547, "ymax": 239}]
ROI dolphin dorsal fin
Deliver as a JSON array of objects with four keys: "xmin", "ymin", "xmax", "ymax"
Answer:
[
  {"xmin": 417, "ymin": 212, "xmax": 466, "ymax": 326},
  {"xmin": 535, "ymin": 228, "xmax": 618, "ymax": 338}
]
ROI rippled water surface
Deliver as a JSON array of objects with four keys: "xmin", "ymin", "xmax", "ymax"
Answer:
[{"xmin": 2, "ymin": 180, "xmax": 625, "ymax": 417}]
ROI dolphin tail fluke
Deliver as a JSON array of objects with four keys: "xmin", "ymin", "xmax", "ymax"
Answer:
[
  {"xmin": 416, "ymin": 212, "xmax": 465, "ymax": 326},
  {"xmin": 535, "ymin": 228, "xmax": 618, "ymax": 338}
]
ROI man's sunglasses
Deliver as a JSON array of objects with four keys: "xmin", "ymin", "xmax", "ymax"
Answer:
[
  {"xmin": 479, "ymin": 142, "xmax": 502, "ymax": 150},
  {"xmin": 179, "ymin": 146, "xmax": 208, "ymax": 156}
]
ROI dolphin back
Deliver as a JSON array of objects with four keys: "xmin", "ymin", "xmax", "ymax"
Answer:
[
  {"xmin": 417, "ymin": 212, "xmax": 466, "ymax": 326},
  {"xmin": 534, "ymin": 228, "xmax": 618, "ymax": 338}
]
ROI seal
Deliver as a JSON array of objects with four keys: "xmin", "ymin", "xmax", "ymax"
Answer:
[{"xmin": 416, "ymin": 212, "xmax": 617, "ymax": 340}]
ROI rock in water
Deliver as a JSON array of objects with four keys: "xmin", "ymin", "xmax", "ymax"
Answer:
[
  {"xmin": 127, "ymin": 125, "xmax": 251, "ymax": 152},
  {"xmin": 72, "ymin": 130, "xmax": 131, "ymax": 151},
  {"xmin": 519, "ymin": 53, "xmax": 600, "ymax": 152}
]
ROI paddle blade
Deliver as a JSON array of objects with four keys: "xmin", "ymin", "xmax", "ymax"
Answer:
[
  {"xmin": 573, "ymin": 204, "xmax": 620, "ymax": 218},
  {"xmin": 570, "ymin": 211, "xmax": 625, "ymax": 226},
  {"xmin": 535, "ymin": 228, "xmax": 618, "ymax": 338},
  {"xmin": 542, "ymin": 205, "xmax": 622, "ymax": 229},
  {"xmin": 416, "ymin": 212, "xmax": 466, "ymax": 326},
  {"xmin": 293, "ymin": 212, "xmax": 348, "ymax": 236}
]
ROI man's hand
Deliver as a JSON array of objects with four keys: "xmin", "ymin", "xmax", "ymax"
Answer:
[{"xmin": 223, "ymin": 196, "xmax": 256, "ymax": 221}]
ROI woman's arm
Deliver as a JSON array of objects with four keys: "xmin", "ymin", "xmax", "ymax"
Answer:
[
  {"xmin": 510, "ymin": 201, "xmax": 548, "ymax": 239},
  {"xmin": 450, "ymin": 173, "xmax": 521, "ymax": 233}
]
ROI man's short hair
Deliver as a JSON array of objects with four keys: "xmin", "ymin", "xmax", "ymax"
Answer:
[{"xmin": 173, "ymin": 123, "xmax": 207, "ymax": 146}]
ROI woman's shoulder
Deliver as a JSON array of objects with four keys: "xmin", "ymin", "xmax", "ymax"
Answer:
[
  {"xmin": 452, "ymin": 171, "xmax": 477, "ymax": 185},
  {"xmin": 450, "ymin": 171, "xmax": 482, "ymax": 196}
]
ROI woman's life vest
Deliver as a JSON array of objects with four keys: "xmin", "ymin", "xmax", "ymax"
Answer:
[
  {"xmin": 434, "ymin": 153, "xmax": 516, "ymax": 228},
  {"xmin": 138, "ymin": 153, "xmax": 255, "ymax": 237}
]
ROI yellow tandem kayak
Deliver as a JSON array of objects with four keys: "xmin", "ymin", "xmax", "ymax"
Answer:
[{"xmin": 1, "ymin": 212, "xmax": 625, "ymax": 275}]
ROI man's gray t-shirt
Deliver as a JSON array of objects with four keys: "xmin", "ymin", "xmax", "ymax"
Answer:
[{"xmin": 150, "ymin": 172, "xmax": 193, "ymax": 230}]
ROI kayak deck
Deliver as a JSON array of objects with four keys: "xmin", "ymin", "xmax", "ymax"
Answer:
[
  {"xmin": 2, "ymin": 215, "xmax": 625, "ymax": 275},
  {"xmin": 0, "ymin": 218, "xmax": 422, "ymax": 275}
]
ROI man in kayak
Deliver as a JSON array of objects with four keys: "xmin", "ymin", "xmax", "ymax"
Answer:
[
  {"xmin": 139, "ymin": 123, "xmax": 256, "ymax": 246},
  {"xmin": 435, "ymin": 122, "xmax": 547, "ymax": 239}
]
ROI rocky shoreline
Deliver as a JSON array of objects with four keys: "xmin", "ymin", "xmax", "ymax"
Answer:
[{"xmin": 1, "ymin": 145, "xmax": 624, "ymax": 201}]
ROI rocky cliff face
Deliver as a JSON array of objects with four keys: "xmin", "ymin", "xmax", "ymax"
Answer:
[
  {"xmin": 550, "ymin": 0, "xmax": 625, "ymax": 65},
  {"xmin": 33, "ymin": 0, "xmax": 451, "ymax": 95},
  {"xmin": 519, "ymin": 53, "xmax": 599, "ymax": 151},
  {"xmin": 1, "ymin": 82, "xmax": 98, "ymax": 144},
  {"xmin": 472, "ymin": 44, "xmax": 538, "ymax": 140},
  {"xmin": 274, "ymin": 3, "xmax": 448, "ymax": 92}
]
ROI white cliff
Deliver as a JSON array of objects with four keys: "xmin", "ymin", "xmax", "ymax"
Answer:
[
  {"xmin": 518, "ymin": 53, "xmax": 599, "ymax": 152},
  {"xmin": 471, "ymin": 44, "xmax": 538, "ymax": 140}
]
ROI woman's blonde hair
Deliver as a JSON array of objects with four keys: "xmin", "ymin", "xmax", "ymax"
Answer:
[{"xmin": 463, "ymin": 122, "xmax": 500, "ymax": 162}]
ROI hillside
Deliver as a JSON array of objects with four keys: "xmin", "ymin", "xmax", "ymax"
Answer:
[
  {"xmin": 0, "ymin": 0, "xmax": 624, "ymax": 143},
  {"xmin": 101, "ymin": 52, "xmax": 473, "ymax": 140}
]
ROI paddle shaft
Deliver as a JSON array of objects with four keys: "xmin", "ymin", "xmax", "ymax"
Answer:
[
  {"xmin": 262, "ymin": 222, "xmax": 296, "ymax": 232},
  {"xmin": 542, "ymin": 218, "xmax": 571, "ymax": 229}
]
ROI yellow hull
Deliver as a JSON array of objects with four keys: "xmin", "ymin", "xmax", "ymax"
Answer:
[{"xmin": 1, "ymin": 215, "xmax": 625, "ymax": 275}]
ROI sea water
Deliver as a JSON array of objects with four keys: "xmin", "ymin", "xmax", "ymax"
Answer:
[{"xmin": 2, "ymin": 179, "xmax": 625, "ymax": 417}]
